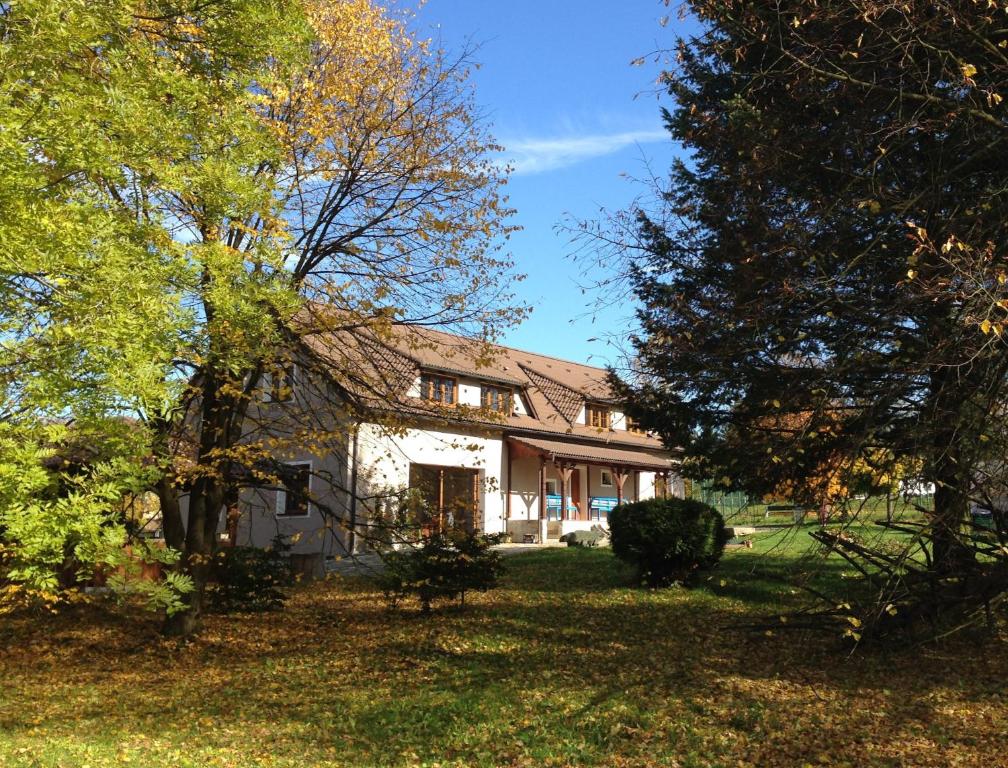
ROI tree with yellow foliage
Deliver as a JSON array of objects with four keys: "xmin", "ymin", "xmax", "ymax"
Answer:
[
  {"xmin": 146, "ymin": 0, "xmax": 524, "ymax": 637},
  {"xmin": 1, "ymin": 0, "xmax": 522, "ymax": 636}
]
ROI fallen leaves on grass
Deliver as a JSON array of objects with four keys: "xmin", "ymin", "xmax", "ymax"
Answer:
[{"xmin": 0, "ymin": 549, "xmax": 1005, "ymax": 767}]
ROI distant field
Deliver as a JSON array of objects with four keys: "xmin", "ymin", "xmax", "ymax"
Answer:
[{"xmin": 1, "ymin": 540, "xmax": 1004, "ymax": 767}]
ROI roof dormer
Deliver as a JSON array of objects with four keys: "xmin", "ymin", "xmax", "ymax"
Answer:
[{"xmin": 585, "ymin": 402, "xmax": 612, "ymax": 430}]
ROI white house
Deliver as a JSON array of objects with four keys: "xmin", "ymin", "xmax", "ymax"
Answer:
[{"xmin": 210, "ymin": 325, "xmax": 682, "ymax": 565}]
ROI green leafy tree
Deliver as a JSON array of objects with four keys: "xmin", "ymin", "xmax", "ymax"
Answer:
[
  {"xmin": 3, "ymin": 0, "xmax": 522, "ymax": 640},
  {"xmin": 610, "ymin": 1, "xmax": 1008, "ymax": 575},
  {"xmin": 0, "ymin": 0, "xmax": 307, "ymax": 609}
]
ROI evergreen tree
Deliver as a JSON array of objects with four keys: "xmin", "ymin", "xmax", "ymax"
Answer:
[{"xmin": 616, "ymin": 1, "xmax": 1008, "ymax": 571}]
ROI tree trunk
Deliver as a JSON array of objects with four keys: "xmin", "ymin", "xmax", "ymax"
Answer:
[
  {"xmin": 930, "ymin": 454, "xmax": 969, "ymax": 573},
  {"xmin": 926, "ymin": 364, "xmax": 973, "ymax": 574},
  {"xmin": 162, "ymin": 578, "xmax": 206, "ymax": 637},
  {"xmin": 159, "ymin": 476, "xmax": 226, "ymax": 637},
  {"xmin": 157, "ymin": 474, "xmax": 185, "ymax": 551}
]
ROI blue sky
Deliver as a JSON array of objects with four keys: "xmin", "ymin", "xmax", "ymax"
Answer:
[{"xmin": 413, "ymin": 1, "xmax": 699, "ymax": 367}]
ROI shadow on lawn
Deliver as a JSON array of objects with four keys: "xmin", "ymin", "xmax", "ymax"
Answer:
[{"xmin": 2, "ymin": 546, "xmax": 1005, "ymax": 768}]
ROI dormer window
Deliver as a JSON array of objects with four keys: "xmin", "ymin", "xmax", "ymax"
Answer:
[
  {"xmin": 421, "ymin": 373, "xmax": 456, "ymax": 405},
  {"xmin": 481, "ymin": 384, "xmax": 512, "ymax": 413},
  {"xmin": 625, "ymin": 415, "xmax": 647, "ymax": 434},
  {"xmin": 586, "ymin": 403, "xmax": 611, "ymax": 429}
]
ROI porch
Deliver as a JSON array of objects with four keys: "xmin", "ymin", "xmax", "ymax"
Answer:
[{"xmin": 503, "ymin": 435, "xmax": 676, "ymax": 543}]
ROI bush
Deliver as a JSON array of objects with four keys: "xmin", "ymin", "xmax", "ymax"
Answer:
[
  {"xmin": 208, "ymin": 535, "xmax": 294, "ymax": 612},
  {"xmin": 608, "ymin": 498, "xmax": 728, "ymax": 587},
  {"xmin": 376, "ymin": 531, "xmax": 504, "ymax": 613}
]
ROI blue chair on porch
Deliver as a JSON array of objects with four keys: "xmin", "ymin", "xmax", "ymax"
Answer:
[
  {"xmin": 545, "ymin": 494, "xmax": 578, "ymax": 520},
  {"xmin": 589, "ymin": 496, "xmax": 619, "ymax": 521}
]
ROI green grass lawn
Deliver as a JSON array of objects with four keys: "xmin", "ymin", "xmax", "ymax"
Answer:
[{"xmin": 1, "ymin": 541, "xmax": 1005, "ymax": 768}]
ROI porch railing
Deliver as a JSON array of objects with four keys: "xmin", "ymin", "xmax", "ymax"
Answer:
[
  {"xmin": 589, "ymin": 496, "xmax": 619, "ymax": 521},
  {"xmin": 545, "ymin": 494, "xmax": 578, "ymax": 520}
]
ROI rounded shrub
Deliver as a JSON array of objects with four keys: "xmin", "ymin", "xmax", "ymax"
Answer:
[{"xmin": 608, "ymin": 497, "xmax": 729, "ymax": 587}]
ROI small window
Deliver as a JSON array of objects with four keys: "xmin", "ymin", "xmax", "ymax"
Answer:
[
  {"xmin": 481, "ymin": 384, "xmax": 512, "ymax": 413},
  {"xmin": 544, "ymin": 479, "xmax": 559, "ymax": 495},
  {"xmin": 420, "ymin": 373, "xmax": 456, "ymax": 405},
  {"xmin": 277, "ymin": 462, "xmax": 311, "ymax": 517},
  {"xmin": 625, "ymin": 415, "xmax": 647, "ymax": 434},
  {"xmin": 600, "ymin": 470, "xmax": 613, "ymax": 487},
  {"xmin": 266, "ymin": 364, "xmax": 296, "ymax": 403},
  {"xmin": 586, "ymin": 403, "xmax": 611, "ymax": 429}
]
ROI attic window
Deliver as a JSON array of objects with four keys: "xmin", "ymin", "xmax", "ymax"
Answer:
[
  {"xmin": 625, "ymin": 416, "xmax": 647, "ymax": 434},
  {"xmin": 481, "ymin": 384, "xmax": 512, "ymax": 413},
  {"xmin": 586, "ymin": 403, "xmax": 611, "ymax": 429},
  {"xmin": 420, "ymin": 373, "xmax": 456, "ymax": 405}
]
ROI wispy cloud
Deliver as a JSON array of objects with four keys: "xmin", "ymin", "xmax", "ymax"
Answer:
[{"xmin": 499, "ymin": 129, "xmax": 668, "ymax": 175}]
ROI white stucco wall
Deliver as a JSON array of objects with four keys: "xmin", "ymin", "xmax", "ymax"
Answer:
[
  {"xmin": 356, "ymin": 423, "xmax": 507, "ymax": 534},
  {"xmin": 230, "ymin": 449, "xmax": 349, "ymax": 557},
  {"xmin": 351, "ymin": 422, "xmax": 674, "ymax": 538},
  {"xmin": 458, "ymin": 381, "xmax": 482, "ymax": 407},
  {"xmin": 507, "ymin": 456, "xmax": 541, "ymax": 519},
  {"xmin": 178, "ymin": 358, "xmax": 353, "ymax": 559}
]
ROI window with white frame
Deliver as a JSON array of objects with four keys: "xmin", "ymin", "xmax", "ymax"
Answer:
[
  {"xmin": 600, "ymin": 470, "xmax": 613, "ymax": 487},
  {"xmin": 276, "ymin": 462, "xmax": 311, "ymax": 517},
  {"xmin": 544, "ymin": 478, "xmax": 559, "ymax": 496}
]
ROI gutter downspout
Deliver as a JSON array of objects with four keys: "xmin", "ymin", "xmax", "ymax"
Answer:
[
  {"xmin": 505, "ymin": 441, "xmax": 512, "ymax": 529},
  {"xmin": 348, "ymin": 423, "xmax": 360, "ymax": 554}
]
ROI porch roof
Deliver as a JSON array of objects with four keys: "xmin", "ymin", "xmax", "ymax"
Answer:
[{"xmin": 507, "ymin": 435, "xmax": 675, "ymax": 471}]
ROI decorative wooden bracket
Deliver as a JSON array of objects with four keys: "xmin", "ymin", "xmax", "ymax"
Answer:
[{"xmin": 612, "ymin": 468, "xmax": 631, "ymax": 505}]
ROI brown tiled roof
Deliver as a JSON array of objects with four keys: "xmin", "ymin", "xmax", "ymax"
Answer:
[
  {"xmin": 519, "ymin": 365, "xmax": 584, "ymax": 423},
  {"xmin": 507, "ymin": 435, "xmax": 674, "ymax": 471},
  {"xmin": 302, "ymin": 321, "xmax": 672, "ymax": 454}
]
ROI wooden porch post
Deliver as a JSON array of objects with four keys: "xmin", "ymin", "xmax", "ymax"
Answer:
[
  {"xmin": 558, "ymin": 463, "xmax": 574, "ymax": 521},
  {"xmin": 505, "ymin": 442, "xmax": 512, "ymax": 521},
  {"xmin": 613, "ymin": 467, "xmax": 623, "ymax": 505},
  {"xmin": 438, "ymin": 468, "xmax": 445, "ymax": 531},
  {"xmin": 538, "ymin": 455, "xmax": 547, "ymax": 544}
]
